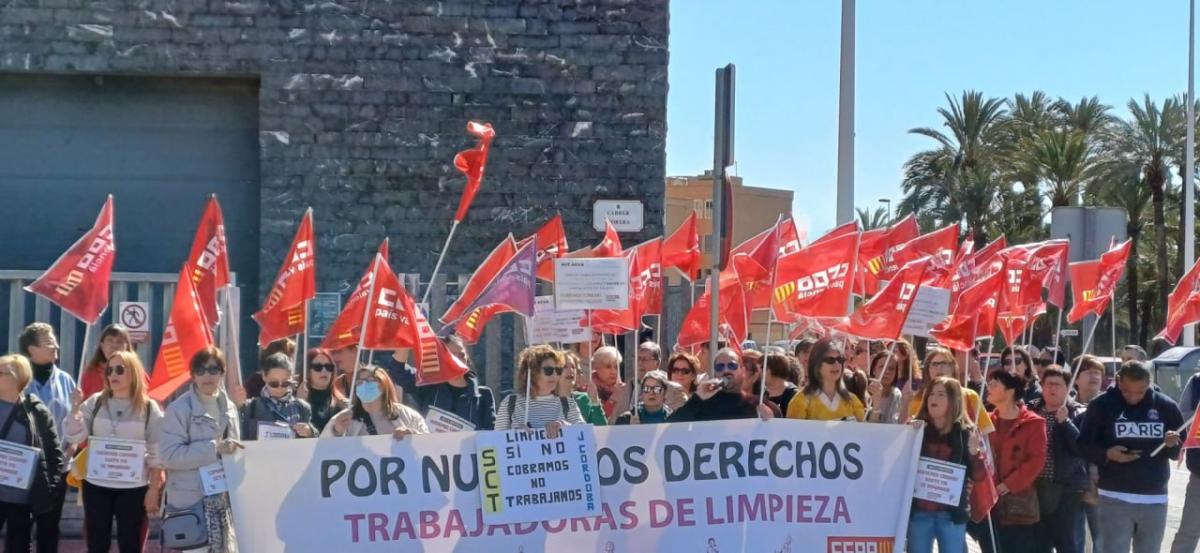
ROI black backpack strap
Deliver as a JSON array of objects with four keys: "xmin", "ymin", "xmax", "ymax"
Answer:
[
  {"xmin": 507, "ymin": 394, "xmax": 517, "ymax": 421},
  {"xmin": 88, "ymin": 394, "xmax": 106, "ymax": 437},
  {"xmin": 560, "ymin": 396, "xmax": 570, "ymax": 419},
  {"xmin": 361, "ymin": 414, "xmax": 378, "ymax": 436}
]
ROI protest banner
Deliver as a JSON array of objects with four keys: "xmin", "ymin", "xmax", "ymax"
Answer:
[
  {"xmin": 427, "ymin": 407, "xmax": 476, "ymax": 434},
  {"xmin": 553, "ymin": 257, "xmax": 630, "ymax": 310},
  {"xmin": 901, "ymin": 285, "xmax": 951, "ymax": 338},
  {"xmin": 476, "ymin": 425, "xmax": 600, "ymax": 524},
  {"xmin": 527, "ymin": 296, "xmax": 591, "ymax": 345},
  {"xmin": 224, "ymin": 418, "xmax": 922, "ymax": 552}
]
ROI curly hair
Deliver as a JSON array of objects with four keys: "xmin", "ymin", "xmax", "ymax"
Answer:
[{"xmin": 515, "ymin": 345, "xmax": 566, "ymax": 396}]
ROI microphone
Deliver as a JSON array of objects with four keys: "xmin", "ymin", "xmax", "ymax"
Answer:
[{"xmin": 717, "ymin": 375, "xmax": 733, "ymax": 388}]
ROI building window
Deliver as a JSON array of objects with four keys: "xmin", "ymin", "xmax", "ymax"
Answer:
[
  {"xmin": 703, "ymin": 199, "xmax": 713, "ymax": 219},
  {"xmin": 701, "ymin": 235, "xmax": 712, "ymax": 251}
]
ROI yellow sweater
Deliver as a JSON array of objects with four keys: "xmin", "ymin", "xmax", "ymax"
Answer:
[
  {"xmin": 786, "ymin": 391, "xmax": 866, "ymax": 422},
  {"xmin": 907, "ymin": 387, "xmax": 995, "ymax": 434}
]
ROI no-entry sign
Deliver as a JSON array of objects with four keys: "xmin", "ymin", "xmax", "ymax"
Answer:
[{"xmin": 118, "ymin": 301, "xmax": 150, "ymax": 343}]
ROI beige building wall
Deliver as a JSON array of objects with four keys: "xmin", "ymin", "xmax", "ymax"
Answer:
[{"xmin": 664, "ymin": 172, "xmax": 795, "ymax": 345}]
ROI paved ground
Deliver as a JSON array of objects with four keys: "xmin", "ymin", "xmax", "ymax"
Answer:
[{"xmin": 965, "ymin": 467, "xmax": 1195, "ymax": 553}]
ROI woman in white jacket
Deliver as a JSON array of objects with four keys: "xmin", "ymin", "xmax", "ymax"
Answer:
[
  {"xmin": 158, "ymin": 346, "xmax": 242, "ymax": 553},
  {"xmin": 322, "ymin": 365, "xmax": 428, "ymax": 439},
  {"xmin": 64, "ymin": 350, "xmax": 164, "ymax": 553}
]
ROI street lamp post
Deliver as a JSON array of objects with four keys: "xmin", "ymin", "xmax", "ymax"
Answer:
[
  {"xmin": 878, "ymin": 198, "xmax": 891, "ymax": 224},
  {"xmin": 1186, "ymin": 0, "xmax": 1196, "ymax": 347}
]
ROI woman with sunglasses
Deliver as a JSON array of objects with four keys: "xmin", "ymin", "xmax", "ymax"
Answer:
[
  {"xmin": 323, "ymin": 366, "xmax": 428, "ymax": 439},
  {"xmin": 159, "ymin": 346, "xmax": 242, "ymax": 552},
  {"xmin": 786, "ymin": 338, "xmax": 865, "ymax": 422},
  {"xmin": 999, "ymin": 346, "xmax": 1041, "ymax": 404},
  {"xmin": 906, "ymin": 347, "xmax": 995, "ymax": 435},
  {"xmin": 496, "ymin": 345, "xmax": 583, "ymax": 437},
  {"xmin": 0, "ymin": 354, "xmax": 64, "ymax": 553},
  {"xmin": 296, "ymin": 348, "xmax": 347, "ymax": 434},
  {"xmin": 615, "ymin": 370, "xmax": 673, "ymax": 425},
  {"xmin": 79, "ymin": 324, "xmax": 135, "ymax": 399},
  {"xmin": 239, "ymin": 353, "xmax": 314, "ymax": 441},
  {"xmin": 65, "ymin": 350, "xmax": 163, "ymax": 553},
  {"xmin": 667, "ymin": 352, "xmax": 700, "ymax": 396},
  {"xmin": 559, "ymin": 352, "xmax": 608, "ymax": 426}
]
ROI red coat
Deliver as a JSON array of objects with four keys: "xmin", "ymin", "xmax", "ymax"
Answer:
[{"xmin": 988, "ymin": 404, "xmax": 1047, "ymax": 494}]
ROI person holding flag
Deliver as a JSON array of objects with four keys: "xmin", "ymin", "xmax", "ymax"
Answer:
[
  {"xmin": 1077, "ymin": 361, "xmax": 1184, "ymax": 553},
  {"xmin": 983, "ymin": 369, "xmax": 1046, "ymax": 551},
  {"xmin": 495, "ymin": 345, "xmax": 583, "ymax": 437},
  {"xmin": 79, "ymin": 324, "xmax": 135, "ymax": 398},
  {"xmin": 390, "ymin": 335, "xmax": 497, "ymax": 432},
  {"xmin": 322, "ymin": 366, "xmax": 427, "ymax": 439},
  {"xmin": 1170, "ymin": 371, "xmax": 1200, "ymax": 553}
]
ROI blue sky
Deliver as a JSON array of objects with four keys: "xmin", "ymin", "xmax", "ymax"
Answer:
[{"xmin": 666, "ymin": 0, "xmax": 1191, "ymax": 237}]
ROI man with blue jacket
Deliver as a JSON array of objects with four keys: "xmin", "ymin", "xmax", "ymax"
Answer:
[
  {"xmin": 1169, "ymin": 371, "xmax": 1200, "ymax": 553},
  {"xmin": 1078, "ymin": 361, "xmax": 1184, "ymax": 553}
]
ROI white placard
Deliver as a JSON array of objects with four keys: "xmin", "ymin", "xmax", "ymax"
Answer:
[
  {"xmin": 475, "ymin": 425, "xmax": 601, "ymax": 525},
  {"xmin": 86, "ymin": 437, "xmax": 147, "ymax": 485},
  {"xmin": 118, "ymin": 301, "xmax": 151, "ymax": 343},
  {"xmin": 200, "ymin": 461, "xmax": 228, "ymax": 496},
  {"xmin": 425, "ymin": 406, "xmax": 476, "ymax": 434},
  {"xmin": 913, "ymin": 456, "xmax": 967, "ymax": 507},
  {"xmin": 527, "ymin": 296, "xmax": 592, "ymax": 345},
  {"xmin": 257, "ymin": 422, "xmax": 295, "ymax": 441},
  {"xmin": 902, "ymin": 286, "xmax": 951, "ymax": 338},
  {"xmin": 0, "ymin": 441, "xmax": 39, "ymax": 490},
  {"xmin": 592, "ymin": 200, "xmax": 644, "ymax": 232},
  {"xmin": 553, "ymin": 257, "xmax": 630, "ymax": 310}
]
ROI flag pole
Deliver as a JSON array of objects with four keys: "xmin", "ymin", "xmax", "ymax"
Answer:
[
  {"xmin": 1052, "ymin": 306, "xmax": 1064, "ymax": 352},
  {"xmin": 77, "ymin": 321, "xmax": 93, "ymax": 381},
  {"xmin": 1067, "ymin": 320, "xmax": 1101, "ymax": 391},
  {"xmin": 348, "ymin": 256, "xmax": 381, "ymax": 406},
  {"xmin": 1110, "ymin": 299, "xmax": 1117, "ymax": 359},
  {"xmin": 225, "ymin": 288, "xmax": 243, "ymax": 388},
  {"xmin": 1148, "ymin": 413, "xmax": 1195, "ymax": 457},
  {"xmin": 422, "ymin": 220, "xmax": 460, "ymax": 304},
  {"xmin": 301, "ymin": 299, "xmax": 311, "ymax": 375}
]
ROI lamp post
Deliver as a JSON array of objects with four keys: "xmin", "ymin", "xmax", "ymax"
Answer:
[{"xmin": 878, "ymin": 198, "xmax": 891, "ymax": 224}]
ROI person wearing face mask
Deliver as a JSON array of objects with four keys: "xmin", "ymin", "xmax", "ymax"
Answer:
[
  {"xmin": 159, "ymin": 346, "xmax": 243, "ymax": 552},
  {"xmin": 323, "ymin": 366, "xmax": 428, "ymax": 439},
  {"xmin": 668, "ymin": 348, "xmax": 778, "ymax": 422},
  {"xmin": 615, "ymin": 370, "xmax": 673, "ymax": 425},
  {"xmin": 496, "ymin": 346, "xmax": 584, "ymax": 438},
  {"xmin": 65, "ymin": 350, "xmax": 164, "ymax": 553},
  {"xmin": 786, "ymin": 338, "xmax": 865, "ymax": 422},
  {"xmin": 79, "ymin": 324, "xmax": 135, "ymax": 399},
  {"xmin": 236, "ymin": 353, "xmax": 314, "ymax": 441},
  {"xmin": 17, "ymin": 322, "xmax": 76, "ymax": 552},
  {"xmin": 295, "ymin": 348, "xmax": 348, "ymax": 434}
]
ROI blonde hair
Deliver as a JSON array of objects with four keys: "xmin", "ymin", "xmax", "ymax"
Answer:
[
  {"xmin": 916, "ymin": 376, "xmax": 975, "ymax": 432},
  {"xmin": 592, "ymin": 345, "xmax": 622, "ymax": 368},
  {"xmin": 515, "ymin": 345, "xmax": 566, "ymax": 397},
  {"xmin": 104, "ymin": 350, "xmax": 151, "ymax": 418},
  {"xmin": 0, "ymin": 354, "xmax": 32, "ymax": 391}
]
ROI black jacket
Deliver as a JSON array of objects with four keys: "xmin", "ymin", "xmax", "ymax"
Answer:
[
  {"xmin": 386, "ymin": 357, "xmax": 496, "ymax": 431},
  {"xmin": 1028, "ymin": 397, "xmax": 1089, "ymax": 490},
  {"xmin": 1077, "ymin": 386, "xmax": 1184, "ymax": 496},
  {"xmin": 6, "ymin": 394, "xmax": 64, "ymax": 515},
  {"xmin": 667, "ymin": 390, "xmax": 779, "ymax": 422},
  {"xmin": 1181, "ymin": 374, "xmax": 1199, "ymax": 476},
  {"xmin": 240, "ymin": 394, "xmax": 313, "ymax": 440}
]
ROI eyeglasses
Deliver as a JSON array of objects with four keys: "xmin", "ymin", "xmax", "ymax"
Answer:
[
  {"xmin": 713, "ymin": 362, "xmax": 738, "ymax": 372},
  {"xmin": 670, "ymin": 366, "xmax": 693, "ymax": 375},
  {"xmin": 541, "ymin": 366, "xmax": 564, "ymax": 376},
  {"xmin": 105, "ymin": 365, "xmax": 126, "ymax": 376},
  {"xmin": 35, "ymin": 341, "xmax": 59, "ymax": 350},
  {"xmin": 822, "ymin": 356, "xmax": 846, "ymax": 366},
  {"xmin": 266, "ymin": 380, "xmax": 294, "ymax": 389},
  {"xmin": 310, "ymin": 363, "xmax": 335, "ymax": 373},
  {"xmin": 928, "ymin": 361, "xmax": 954, "ymax": 370},
  {"xmin": 192, "ymin": 364, "xmax": 224, "ymax": 376},
  {"xmin": 642, "ymin": 385, "xmax": 666, "ymax": 394}
]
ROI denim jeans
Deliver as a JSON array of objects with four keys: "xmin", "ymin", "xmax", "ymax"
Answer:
[
  {"xmin": 1098, "ymin": 495, "xmax": 1167, "ymax": 553},
  {"xmin": 908, "ymin": 511, "xmax": 966, "ymax": 553}
]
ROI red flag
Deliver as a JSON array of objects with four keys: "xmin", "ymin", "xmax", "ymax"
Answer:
[
  {"xmin": 319, "ymin": 239, "xmax": 390, "ymax": 351},
  {"xmin": 1157, "ymin": 259, "xmax": 1200, "ymax": 344},
  {"xmin": 26, "ymin": 195, "xmax": 116, "ymax": 324},
  {"xmin": 771, "ymin": 232, "xmax": 859, "ymax": 322},
  {"xmin": 592, "ymin": 220, "xmax": 624, "ymax": 258},
  {"xmin": 676, "ymin": 259, "xmax": 751, "ymax": 347},
  {"xmin": 998, "ymin": 303, "xmax": 1045, "ymax": 347},
  {"xmin": 951, "ymin": 235, "xmax": 1007, "ymax": 303},
  {"xmin": 360, "ymin": 255, "xmax": 419, "ymax": 350},
  {"xmin": 148, "ymin": 266, "xmax": 213, "ymax": 402},
  {"xmin": 1067, "ymin": 240, "xmax": 1131, "ymax": 324},
  {"xmin": 519, "ymin": 214, "xmax": 568, "ymax": 282},
  {"xmin": 439, "ymin": 235, "xmax": 518, "ymax": 325},
  {"xmin": 252, "ymin": 209, "xmax": 316, "ymax": 345},
  {"xmin": 452, "ymin": 121, "xmax": 496, "ymax": 223},
  {"xmin": 883, "ymin": 224, "xmax": 958, "ymax": 283},
  {"xmin": 1183, "ymin": 401, "xmax": 1200, "ymax": 450},
  {"xmin": 810, "ymin": 220, "xmax": 859, "ymax": 246},
  {"xmin": 731, "ymin": 217, "xmax": 802, "ymax": 309},
  {"xmin": 446, "ymin": 242, "xmax": 538, "ymax": 344},
  {"xmin": 970, "ymin": 440, "xmax": 1000, "ymax": 523},
  {"xmin": 1001, "ymin": 240, "xmax": 1070, "ymax": 309},
  {"xmin": 834, "ymin": 257, "xmax": 931, "ymax": 341},
  {"xmin": 185, "ymin": 196, "xmax": 231, "ymax": 327},
  {"xmin": 930, "ymin": 268, "xmax": 1006, "ymax": 351},
  {"xmin": 930, "ymin": 234, "xmax": 975, "ymax": 289},
  {"xmin": 663, "ymin": 211, "xmax": 702, "ymax": 280},
  {"xmin": 419, "ymin": 339, "xmax": 470, "ymax": 386},
  {"xmin": 857, "ymin": 215, "xmax": 919, "ymax": 296}
]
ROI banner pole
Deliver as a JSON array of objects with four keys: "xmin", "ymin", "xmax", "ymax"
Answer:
[
  {"xmin": 587, "ymin": 310, "xmax": 594, "ymax": 391},
  {"xmin": 1067, "ymin": 321, "xmax": 1100, "ymax": 391},
  {"xmin": 422, "ymin": 220, "xmax": 460, "ymax": 305},
  {"xmin": 1052, "ymin": 306, "xmax": 1064, "ymax": 353},
  {"xmin": 764, "ymin": 312, "xmax": 774, "ymax": 350}
]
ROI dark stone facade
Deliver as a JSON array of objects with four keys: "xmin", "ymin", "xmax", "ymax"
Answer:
[{"xmin": 0, "ymin": 0, "xmax": 668, "ymax": 295}]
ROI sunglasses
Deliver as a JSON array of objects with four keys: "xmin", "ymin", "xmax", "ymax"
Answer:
[
  {"xmin": 670, "ymin": 367, "xmax": 693, "ymax": 375},
  {"xmin": 1034, "ymin": 359, "xmax": 1051, "ymax": 366},
  {"xmin": 192, "ymin": 364, "xmax": 224, "ymax": 376},
  {"xmin": 713, "ymin": 362, "xmax": 738, "ymax": 372},
  {"xmin": 310, "ymin": 363, "xmax": 335, "ymax": 373},
  {"xmin": 1001, "ymin": 357, "xmax": 1021, "ymax": 366},
  {"xmin": 541, "ymin": 366, "xmax": 564, "ymax": 376},
  {"xmin": 642, "ymin": 385, "xmax": 666, "ymax": 395},
  {"xmin": 822, "ymin": 356, "xmax": 846, "ymax": 366},
  {"xmin": 266, "ymin": 380, "xmax": 294, "ymax": 389},
  {"xmin": 105, "ymin": 365, "xmax": 126, "ymax": 376}
]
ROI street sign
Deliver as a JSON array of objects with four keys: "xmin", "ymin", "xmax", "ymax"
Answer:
[
  {"xmin": 592, "ymin": 200, "xmax": 644, "ymax": 233},
  {"xmin": 307, "ymin": 292, "xmax": 341, "ymax": 341},
  {"xmin": 118, "ymin": 301, "xmax": 151, "ymax": 343},
  {"xmin": 1060, "ymin": 329, "xmax": 1079, "ymax": 337}
]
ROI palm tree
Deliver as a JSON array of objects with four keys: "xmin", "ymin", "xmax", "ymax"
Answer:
[
  {"xmin": 1030, "ymin": 129, "xmax": 1094, "ymax": 206},
  {"xmin": 856, "ymin": 207, "xmax": 890, "ymax": 230},
  {"xmin": 1055, "ymin": 96, "xmax": 1116, "ymax": 139},
  {"xmin": 1115, "ymin": 95, "xmax": 1184, "ymax": 313},
  {"xmin": 910, "ymin": 91, "xmax": 1013, "ymax": 172}
]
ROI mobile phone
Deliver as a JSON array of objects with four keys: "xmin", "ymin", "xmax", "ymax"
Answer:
[{"xmin": 1124, "ymin": 448, "xmax": 1143, "ymax": 457}]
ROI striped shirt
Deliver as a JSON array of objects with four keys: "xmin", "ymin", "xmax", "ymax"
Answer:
[{"xmin": 495, "ymin": 394, "xmax": 584, "ymax": 430}]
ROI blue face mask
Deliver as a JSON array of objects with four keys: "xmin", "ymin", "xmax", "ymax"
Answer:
[{"xmin": 356, "ymin": 381, "xmax": 382, "ymax": 403}]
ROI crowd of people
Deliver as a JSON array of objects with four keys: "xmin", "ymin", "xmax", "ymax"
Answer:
[{"xmin": 0, "ymin": 319, "xmax": 1196, "ymax": 553}]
